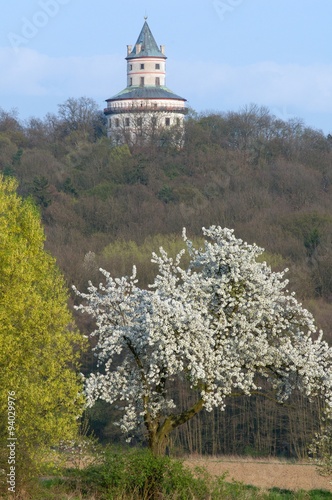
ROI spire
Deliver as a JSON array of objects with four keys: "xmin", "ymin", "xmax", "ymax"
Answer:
[{"xmin": 126, "ymin": 20, "xmax": 166, "ymax": 59}]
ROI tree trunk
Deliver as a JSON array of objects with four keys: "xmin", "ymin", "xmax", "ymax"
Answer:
[
  {"xmin": 146, "ymin": 397, "xmax": 205, "ymax": 456},
  {"xmin": 149, "ymin": 431, "xmax": 169, "ymax": 457}
]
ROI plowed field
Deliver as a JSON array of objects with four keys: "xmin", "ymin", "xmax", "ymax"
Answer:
[{"xmin": 185, "ymin": 456, "xmax": 332, "ymax": 492}]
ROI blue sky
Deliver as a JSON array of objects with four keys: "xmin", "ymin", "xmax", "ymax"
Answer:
[{"xmin": 1, "ymin": 0, "xmax": 332, "ymax": 133}]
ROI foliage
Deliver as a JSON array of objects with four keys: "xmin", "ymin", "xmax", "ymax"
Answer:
[
  {"xmin": 309, "ymin": 410, "xmax": 332, "ymax": 480},
  {"xmin": 32, "ymin": 175, "xmax": 52, "ymax": 207},
  {"xmin": 2, "ymin": 101, "xmax": 332, "ymax": 458},
  {"xmin": 102, "ymin": 233, "xmax": 204, "ymax": 287},
  {"xmin": 75, "ymin": 226, "xmax": 332, "ymax": 456},
  {"xmin": 157, "ymin": 184, "xmax": 177, "ymax": 203},
  {"xmin": 0, "ymin": 176, "xmax": 86, "ymax": 489},
  {"xmin": 57, "ymin": 96, "xmax": 106, "ymax": 141},
  {"xmin": 39, "ymin": 446, "xmax": 259, "ymax": 499},
  {"xmin": 17, "ymin": 447, "xmax": 332, "ymax": 499},
  {"xmin": 53, "ymin": 418, "xmax": 104, "ymax": 471},
  {"xmin": 71, "ymin": 447, "xmax": 215, "ymax": 499}
]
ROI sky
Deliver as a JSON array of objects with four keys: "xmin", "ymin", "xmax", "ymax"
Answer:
[{"xmin": 1, "ymin": 0, "xmax": 332, "ymax": 133}]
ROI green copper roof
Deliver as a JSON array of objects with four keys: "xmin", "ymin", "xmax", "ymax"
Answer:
[
  {"xmin": 106, "ymin": 86, "xmax": 186, "ymax": 102},
  {"xmin": 127, "ymin": 20, "xmax": 166, "ymax": 59}
]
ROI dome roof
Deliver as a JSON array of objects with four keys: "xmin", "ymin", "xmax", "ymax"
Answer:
[{"xmin": 106, "ymin": 86, "xmax": 186, "ymax": 102}]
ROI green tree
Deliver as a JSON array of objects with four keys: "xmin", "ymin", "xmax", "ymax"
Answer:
[
  {"xmin": 0, "ymin": 176, "xmax": 85, "ymax": 488},
  {"xmin": 32, "ymin": 175, "xmax": 52, "ymax": 207}
]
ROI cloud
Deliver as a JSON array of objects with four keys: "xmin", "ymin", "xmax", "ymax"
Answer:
[
  {"xmin": 170, "ymin": 59, "xmax": 332, "ymax": 115},
  {"xmin": 0, "ymin": 47, "xmax": 124, "ymax": 98}
]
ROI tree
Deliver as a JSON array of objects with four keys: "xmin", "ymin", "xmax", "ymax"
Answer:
[
  {"xmin": 57, "ymin": 96, "xmax": 106, "ymax": 141},
  {"xmin": 75, "ymin": 226, "xmax": 332, "ymax": 456},
  {"xmin": 0, "ymin": 176, "xmax": 85, "ymax": 482},
  {"xmin": 32, "ymin": 175, "xmax": 52, "ymax": 207}
]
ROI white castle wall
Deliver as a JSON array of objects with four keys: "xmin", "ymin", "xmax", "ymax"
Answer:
[
  {"xmin": 127, "ymin": 57, "xmax": 166, "ymax": 87},
  {"xmin": 106, "ymin": 108, "xmax": 185, "ymax": 145},
  {"xmin": 105, "ymin": 96, "xmax": 186, "ymax": 141}
]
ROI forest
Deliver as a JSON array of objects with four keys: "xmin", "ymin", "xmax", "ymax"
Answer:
[{"xmin": 1, "ymin": 97, "xmax": 332, "ymax": 458}]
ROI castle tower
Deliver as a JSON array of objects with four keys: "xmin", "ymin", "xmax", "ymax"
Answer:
[{"xmin": 104, "ymin": 19, "xmax": 187, "ymax": 145}]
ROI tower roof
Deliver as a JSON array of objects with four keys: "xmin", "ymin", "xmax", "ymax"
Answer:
[
  {"xmin": 106, "ymin": 86, "xmax": 186, "ymax": 102},
  {"xmin": 127, "ymin": 20, "xmax": 166, "ymax": 59}
]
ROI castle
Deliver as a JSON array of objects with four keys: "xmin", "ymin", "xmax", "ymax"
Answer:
[{"xmin": 104, "ymin": 19, "xmax": 187, "ymax": 145}]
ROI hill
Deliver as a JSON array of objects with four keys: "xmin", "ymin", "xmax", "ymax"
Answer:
[{"xmin": 1, "ymin": 100, "xmax": 332, "ymax": 457}]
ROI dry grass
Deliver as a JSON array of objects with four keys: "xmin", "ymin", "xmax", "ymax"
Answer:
[{"xmin": 184, "ymin": 455, "xmax": 332, "ymax": 492}]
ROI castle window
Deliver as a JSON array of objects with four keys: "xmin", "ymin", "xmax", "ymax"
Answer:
[
  {"xmin": 130, "ymin": 78, "xmax": 133, "ymax": 86},
  {"xmin": 155, "ymin": 77, "xmax": 160, "ymax": 86},
  {"xmin": 108, "ymin": 118, "xmax": 112, "ymax": 128},
  {"xmin": 176, "ymin": 118, "xmax": 180, "ymax": 126},
  {"xmin": 125, "ymin": 117, "xmax": 130, "ymax": 126},
  {"xmin": 165, "ymin": 118, "xmax": 170, "ymax": 126},
  {"xmin": 129, "ymin": 64, "xmax": 133, "ymax": 70},
  {"xmin": 115, "ymin": 118, "xmax": 120, "ymax": 127},
  {"xmin": 140, "ymin": 63, "xmax": 145, "ymax": 70},
  {"xmin": 140, "ymin": 77, "xmax": 145, "ymax": 87},
  {"xmin": 155, "ymin": 63, "xmax": 160, "ymax": 70},
  {"xmin": 137, "ymin": 117, "xmax": 142, "ymax": 126}
]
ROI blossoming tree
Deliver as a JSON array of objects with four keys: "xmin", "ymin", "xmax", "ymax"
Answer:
[{"xmin": 75, "ymin": 226, "xmax": 332, "ymax": 456}]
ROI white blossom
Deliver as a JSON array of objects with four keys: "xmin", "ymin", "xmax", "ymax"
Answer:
[{"xmin": 74, "ymin": 226, "xmax": 332, "ymax": 443}]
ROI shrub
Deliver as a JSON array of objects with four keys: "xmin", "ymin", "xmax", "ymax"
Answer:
[{"xmin": 68, "ymin": 446, "xmax": 224, "ymax": 499}]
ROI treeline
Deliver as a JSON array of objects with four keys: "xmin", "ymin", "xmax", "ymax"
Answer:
[{"xmin": 1, "ymin": 99, "xmax": 332, "ymax": 457}]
